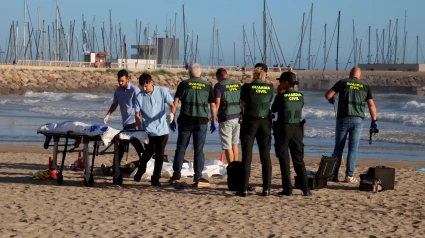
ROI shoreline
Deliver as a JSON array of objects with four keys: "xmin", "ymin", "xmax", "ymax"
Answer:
[{"xmin": 1, "ymin": 144, "xmax": 423, "ymax": 169}]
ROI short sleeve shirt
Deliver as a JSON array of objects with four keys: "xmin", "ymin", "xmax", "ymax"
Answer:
[
  {"xmin": 112, "ymin": 82, "xmax": 140, "ymax": 127},
  {"xmin": 134, "ymin": 86, "xmax": 173, "ymax": 136}
]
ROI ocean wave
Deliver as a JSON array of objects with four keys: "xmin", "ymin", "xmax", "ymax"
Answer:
[{"xmin": 402, "ymin": 101, "xmax": 425, "ymax": 112}]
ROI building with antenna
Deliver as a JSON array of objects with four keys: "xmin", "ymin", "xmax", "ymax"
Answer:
[{"xmin": 130, "ymin": 37, "xmax": 180, "ymax": 66}]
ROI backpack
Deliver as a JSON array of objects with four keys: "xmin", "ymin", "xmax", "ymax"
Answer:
[{"xmin": 227, "ymin": 161, "xmax": 243, "ymax": 191}]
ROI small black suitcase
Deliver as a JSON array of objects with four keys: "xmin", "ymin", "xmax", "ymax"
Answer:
[
  {"xmin": 366, "ymin": 166, "xmax": 395, "ymax": 190},
  {"xmin": 227, "ymin": 161, "xmax": 243, "ymax": 191}
]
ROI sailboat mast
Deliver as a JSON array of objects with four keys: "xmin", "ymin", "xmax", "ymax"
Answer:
[
  {"xmin": 336, "ymin": 11, "xmax": 340, "ymax": 70},
  {"xmin": 416, "ymin": 35, "xmax": 419, "ymax": 64},
  {"xmin": 298, "ymin": 12, "xmax": 305, "ymax": 69},
  {"xmin": 253, "ymin": 23, "xmax": 256, "ymax": 63},
  {"xmin": 233, "ymin": 42, "xmax": 235, "ymax": 66},
  {"xmin": 195, "ymin": 34, "xmax": 198, "ymax": 62},
  {"xmin": 353, "ymin": 20, "xmax": 356, "ymax": 67},
  {"xmin": 394, "ymin": 19, "xmax": 398, "ymax": 64},
  {"xmin": 263, "ymin": 0, "xmax": 266, "ymax": 64},
  {"xmin": 308, "ymin": 3, "xmax": 313, "ymax": 70},
  {"xmin": 24, "ymin": 0, "xmax": 27, "ymax": 60},
  {"xmin": 402, "ymin": 11, "xmax": 407, "ymax": 64},
  {"xmin": 368, "ymin": 26, "xmax": 371, "ymax": 64},
  {"xmin": 182, "ymin": 4, "xmax": 187, "ymax": 64},
  {"xmin": 243, "ymin": 24, "xmax": 246, "ymax": 67},
  {"xmin": 109, "ymin": 9, "xmax": 113, "ymax": 60},
  {"xmin": 324, "ymin": 24, "xmax": 327, "ymax": 70},
  {"xmin": 217, "ymin": 29, "xmax": 219, "ymax": 66},
  {"xmin": 56, "ymin": 0, "xmax": 59, "ymax": 61}
]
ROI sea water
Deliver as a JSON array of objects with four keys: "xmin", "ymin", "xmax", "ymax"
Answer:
[{"xmin": 0, "ymin": 90, "xmax": 424, "ymax": 161}]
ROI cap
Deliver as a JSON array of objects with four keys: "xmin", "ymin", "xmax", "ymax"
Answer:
[
  {"xmin": 254, "ymin": 63, "xmax": 268, "ymax": 72},
  {"xmin": 277, "ymin": 72, "xmax": 298, "ymax": 85}
]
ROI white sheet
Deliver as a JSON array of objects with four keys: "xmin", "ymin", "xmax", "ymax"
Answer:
[{"xmin": 37, "ymin": 121, "xmax": 149, "ymax": 145}]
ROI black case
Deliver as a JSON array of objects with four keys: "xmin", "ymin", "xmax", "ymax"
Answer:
[
  {"xmin": 227, "ymin": 161, "xmax": 243, "ymax": 191},
  {"xmin": 366, "ymin": 166, "xmax": 395, "ymax": 190},
  {"xmin": 295, "ymin": 155, "xmax": 338, "ymax": 190}
]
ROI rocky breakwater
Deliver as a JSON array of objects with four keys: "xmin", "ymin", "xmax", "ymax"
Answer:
[{"xmin": 0, "ymin": 66, "xmax": 425, "ymax": 95}]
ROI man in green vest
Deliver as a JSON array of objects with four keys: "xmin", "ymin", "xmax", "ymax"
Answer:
[
  {"xmin": 325, "ymin": 67, "xmax": 378, "ymax": 183},
  {"xmin": 214, "ymin": 68, "xmax": 241, "ymax": 163},
  {"xmin": 168, "ymin": 63, "xmax": 217, "ymax": 187},
  {"xmin": 272, "ymin": 71, "xmax": 311, "ymax": 196}
]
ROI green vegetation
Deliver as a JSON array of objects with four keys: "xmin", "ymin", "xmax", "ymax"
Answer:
[
  {"xmin": 207, "ymin": 71, "xmax": 216, "ymax": 77},
  {"xmin": 106, "ymin": 68, "xmax": 120, "ymax": 74},
  {"xmin": 177, "ymin": 71, "xmax": 188, "ymax": 76},
  {"xmin": 148, "ymin": 69, "xmax": 174, "ymax": 77}
]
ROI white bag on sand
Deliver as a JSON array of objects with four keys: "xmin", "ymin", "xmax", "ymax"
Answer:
[{"xmin": 137, "ymin": 159, "xmax": 227, "ymax": 181}]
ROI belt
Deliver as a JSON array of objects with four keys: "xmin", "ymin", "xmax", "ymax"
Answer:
[{"xmin": 245, "ymin": 115, "xmax": 268, "ymax": 119}]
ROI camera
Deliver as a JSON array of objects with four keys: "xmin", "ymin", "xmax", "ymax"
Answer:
[{"xmin": 369, "ymin": 127, "xmax": 379, "ymax": 144}]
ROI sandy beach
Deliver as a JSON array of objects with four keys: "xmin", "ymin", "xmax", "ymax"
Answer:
[{"xmin": 0, "ymin": 145, "xmax": 424, "ymax": 237}]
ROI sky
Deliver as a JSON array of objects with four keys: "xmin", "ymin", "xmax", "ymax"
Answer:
[{"xmin": 0, "ymin": 0, "xmax": 424, "ymax": 70}]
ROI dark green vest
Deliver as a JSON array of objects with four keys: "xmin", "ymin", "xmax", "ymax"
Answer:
[
  {"xmin": 337, "ymin": 78, "xmax": 369, "ymax": 118},
  {"xmin": 281, "ymin": 89, "xmax": 304, "ymax": 123},
  {"xmin": 181, "ymin": 78, "xmax": 210, "ymax": 118},
  {"xmin": 218, "ymin": 79, "xmax": 241, "ymax": 116},
  {"xmin": 244, "ymin": 81, "xmax": 274, "ymax": 118}
]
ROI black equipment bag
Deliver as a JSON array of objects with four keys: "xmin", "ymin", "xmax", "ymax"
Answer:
[
  {"xmin": 366, "ymin": 166, "xmax": 395, "ymax": 190},
  {"xmin": 359, "ymin": 177, "xmax": 382, "ymax": 193},
  {"xmin": 227, "ymin": 161, "xmax": 243, "ymax": 191}
]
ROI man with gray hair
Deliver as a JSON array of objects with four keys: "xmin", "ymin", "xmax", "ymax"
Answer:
[{"xmin": 169, "ymin": 63, "xmax": 217, "ymax": 187}]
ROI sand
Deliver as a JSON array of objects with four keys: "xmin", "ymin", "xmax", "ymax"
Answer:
[{"xmin": 0, "ymin": 144, "xmax": 424, "ymax": 237}]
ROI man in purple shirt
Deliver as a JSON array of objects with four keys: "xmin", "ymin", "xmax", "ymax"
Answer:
[
  {"xmin": 214, "ymin": 68, "xmax": 241, "ymax": 163},
  {"xmin": 103, "ymin": 69, "xmax": 144, "ymax": 165}
]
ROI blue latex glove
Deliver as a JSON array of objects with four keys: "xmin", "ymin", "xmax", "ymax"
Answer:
[
  {"xmin": 170, "ymin": 120, "xmax": 177, "ymax": 132},
  {"xmin": 371, "ymin": 120, "xmax": 378, "ymax": 129},
  {"xmin": 328, "ymin": 97, "xmax": 335, "ymax": 104},
  {"xmin": 210, "ymin": 123, "xmax": 217, "ymax": 133}
]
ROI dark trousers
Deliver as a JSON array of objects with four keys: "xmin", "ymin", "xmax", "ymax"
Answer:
[
  {"xmin": 138, "ymin": 134, "xmax": 169, "ymax": 180},
  {"xmin": 240, "ymin": 117, "xmax": 272, "ymax": 191},
  {"xmin": 273, "ymin": 123, "xmax": 308, "ymax": 191},
  {"xmin": 118, "ymin": 123, "xmax": 144, "ymax": 164}
]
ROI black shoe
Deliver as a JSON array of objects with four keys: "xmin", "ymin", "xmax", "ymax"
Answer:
[
  {"xmin": 261, "ymin": 190, "xmax": 270, "ymax": 196},
  {"xmin": 193, "ymin": 177, "xmax": 210, "ymax": 188},
  {"xmin": 277, "ymin": 190, "xmax": 293, "ymax": 196},
  {"xmin": 133, "ymin": 167, "xmax": 146, "ymax": 182},
  {"xmin": 151, "ymin": 180, "xmax": 161, "ymax": 186},
  {"xmin": 235, "ymin": 190, "xmax": 248, "ymax": 197},
  {"xmin": 303, "ymin": 190, "xmax": 312, "ymax": 196},
  {"xmin": 168, "ymin": 175, "xmax": 181, "ymax": 185}
]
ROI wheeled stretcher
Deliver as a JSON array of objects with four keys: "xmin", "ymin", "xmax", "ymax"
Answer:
[{"xmin": 37, "ymin": 122, "xmax": 148, "ymax": 187}]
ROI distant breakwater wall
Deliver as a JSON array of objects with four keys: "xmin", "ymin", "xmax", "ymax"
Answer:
[{"xmin": 0, "ymin": 65, "xmax": 425, "ymax": 96}]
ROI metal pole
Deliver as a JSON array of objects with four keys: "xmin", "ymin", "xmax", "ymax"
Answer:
[
  {"xmin": 243, "ymin": 25, "xmax": 246, "ymax": 67},
  {"xmin": 263, "ymin": 0, "xmax": 267, "ymax": 64},
  {"xmin": 368, "ymin": 26, "xmax": 371, "ymax": 64},
  {"xmin": 233, "ymin": 42, "xmax": 236, "ymax": 66},
  {"xmin": 253, "ymin": 22, "xmax": 256, "ymax": 62},
  {"xmin": 324, "ymin": 24, "xmax": 326, "ymax": 70},
  {"xmin": 24, "ymin": 0, "xmax": 26, "ymax": 60},
  {"xmin": 336, "ymin": 11, "xmax": 340, "ymax": 71},
  {"xmin": 308, "ymin": 3, "xmax": 313, "ymax": 70},
  {"xmin": 109, "ymin": 9, "xmax": 113, "ymax": 61},
  {"xmin": 394, "ymin": 19, "xmax": 398, "ymax": 64}
]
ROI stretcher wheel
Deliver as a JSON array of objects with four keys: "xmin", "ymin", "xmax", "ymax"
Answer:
[
  {"xmin": 57, "ymin": 173, "xmax": 64, "ymax": 185},
  {"xmin": 87, "ymin": 175, "xmax": 94, "ymax": 187}
]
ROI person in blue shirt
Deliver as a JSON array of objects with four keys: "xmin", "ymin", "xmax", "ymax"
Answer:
[
  {"xmin": 103, "ymin": 69, "xmax": 144, "ymax": 166},
  {"xmin": 133, "ymin": 73, "xmax": 176, "ymax": 186}
]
